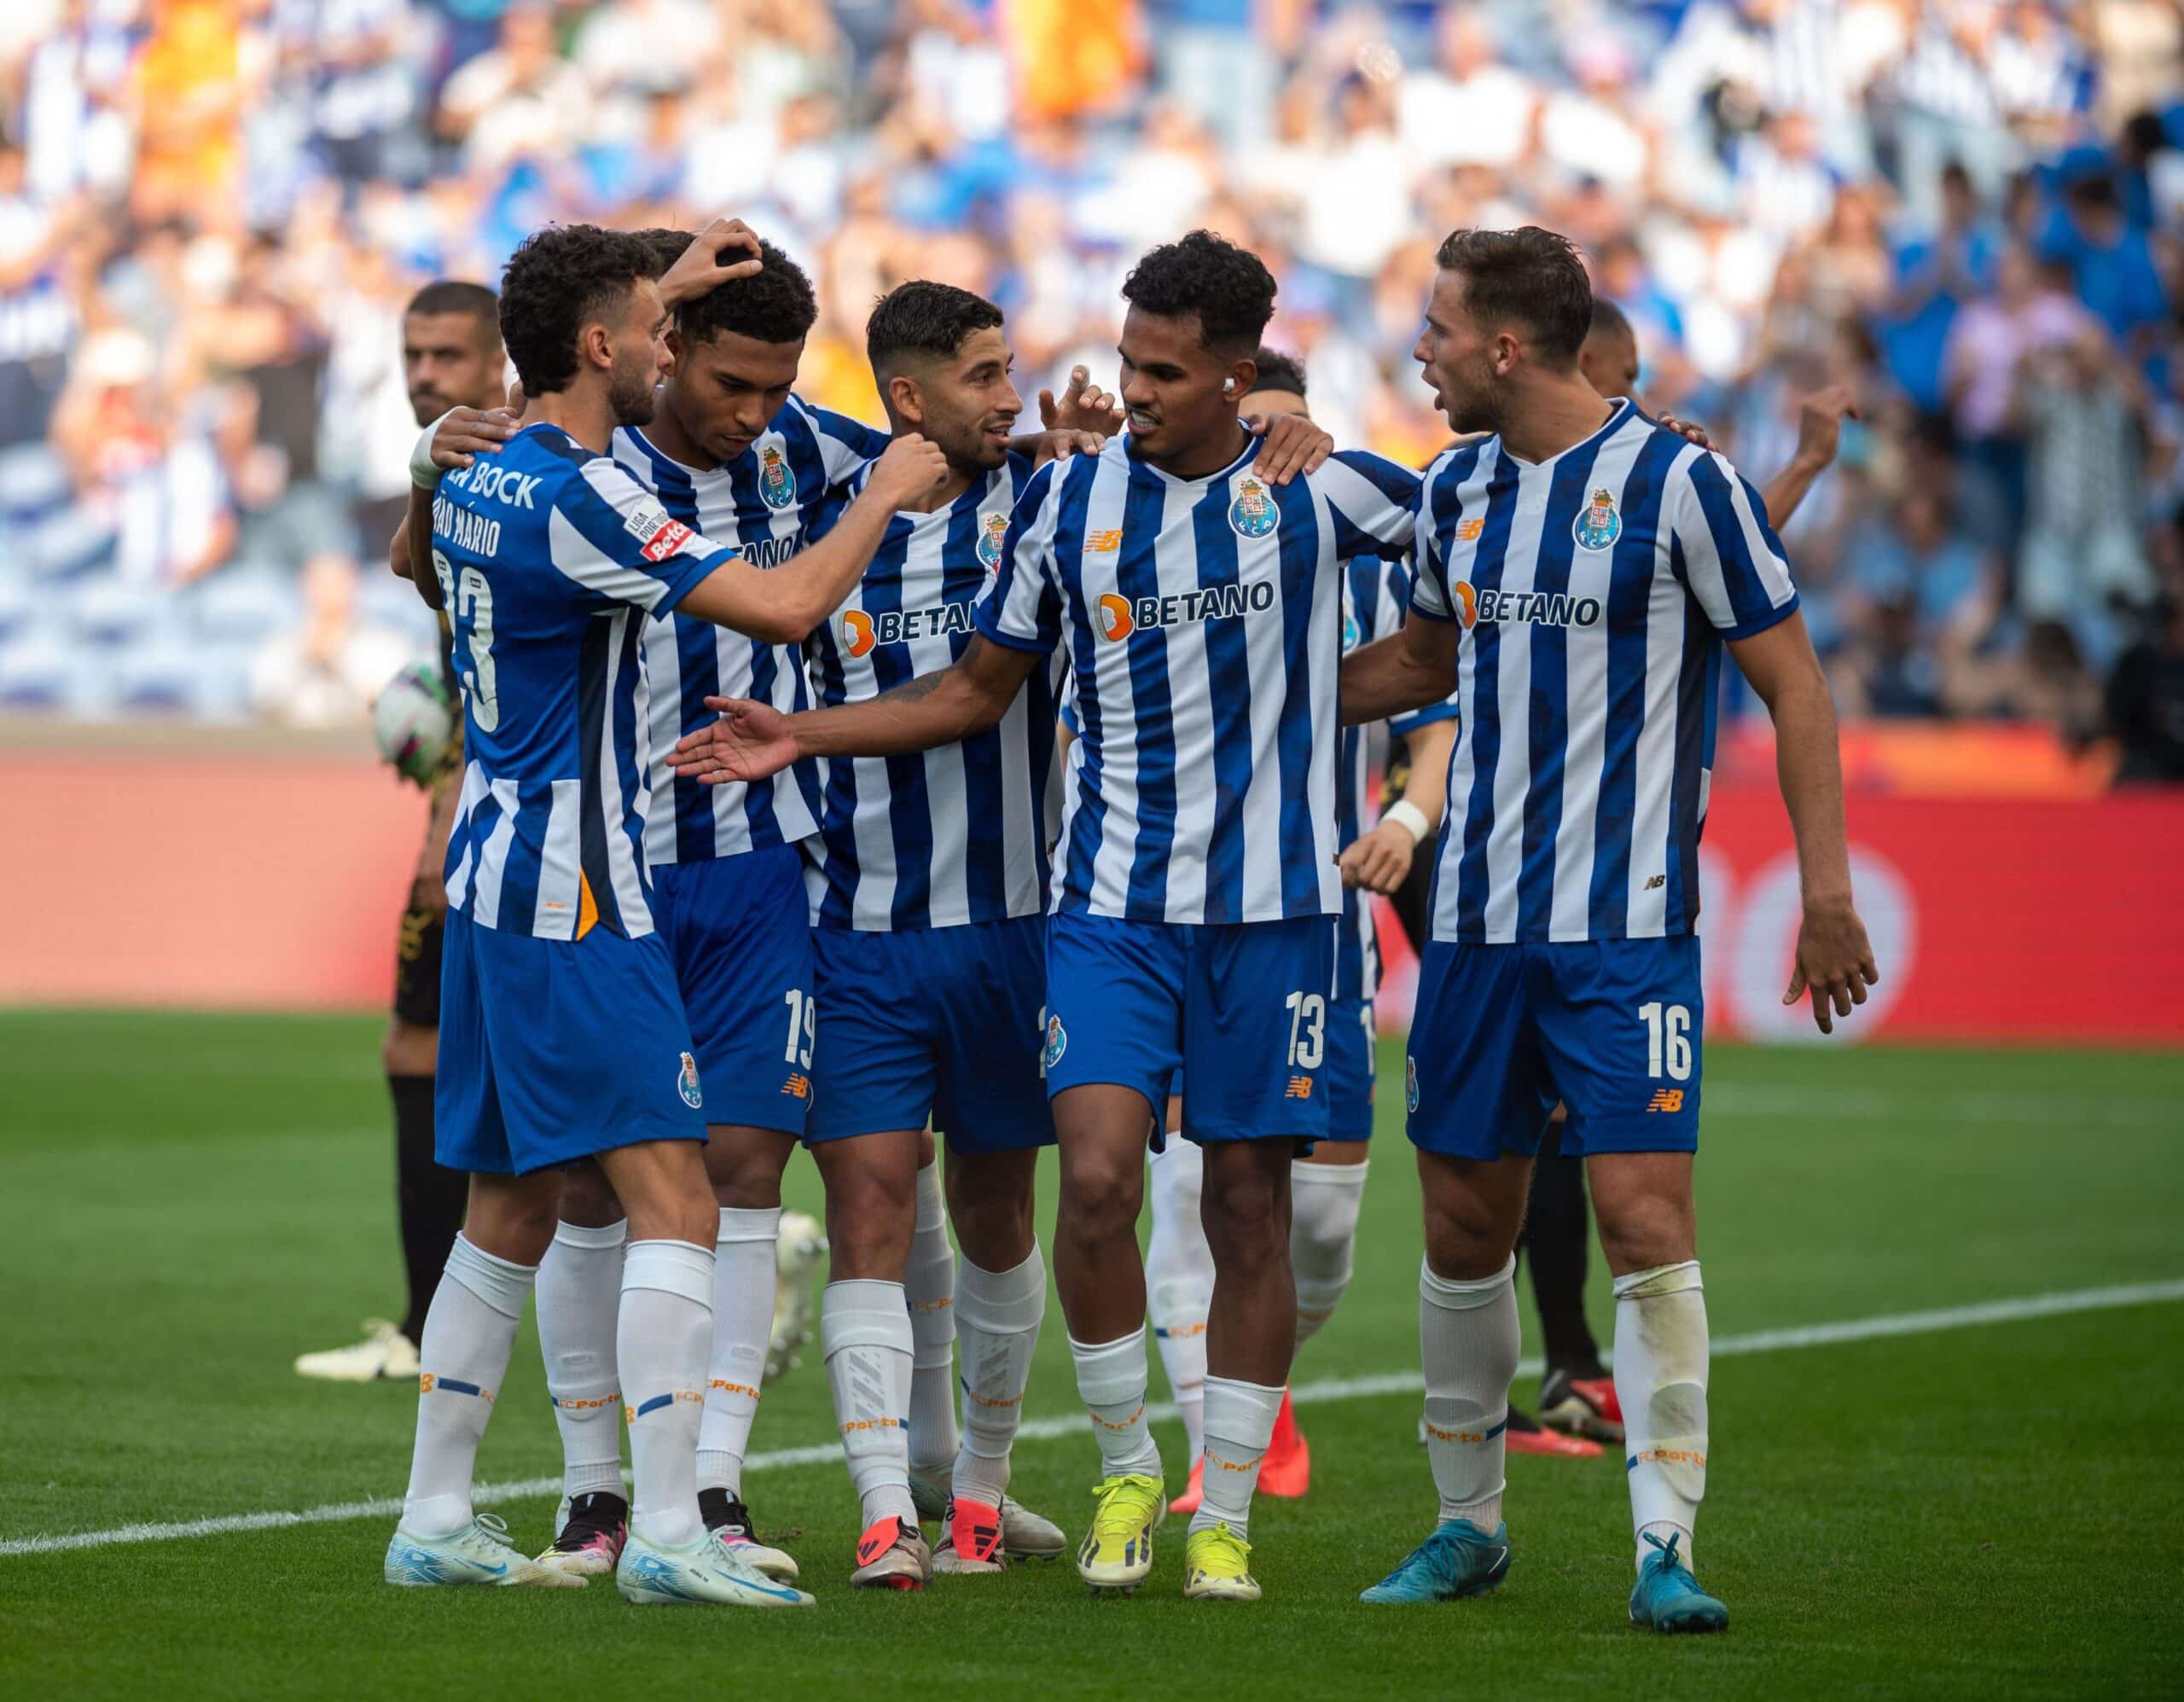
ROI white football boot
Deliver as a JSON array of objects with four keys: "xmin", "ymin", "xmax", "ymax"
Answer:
[
  {"xmin": 298, "ymin": 1320, "xmax": 420, "ymax": 1383},
  {"xmin": 617, "ymin": 1525, "xmax": 816, "ymax": 1607},
  {"xmin": 384, "ymin": 1512, "xmax": 584, "ymax": 1589}
]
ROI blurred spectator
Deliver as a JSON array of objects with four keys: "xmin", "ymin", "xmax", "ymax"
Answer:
[
  {"xmin": 2105, "ymin": 594, "xmax": 2184, "ymax": 781},
  {"xmin": 248, "ymin": 554, "xmax": 410, "ymax": 726},
  {"xmin": 0, "ymin": 0, "xmax": 2175, "ymax": 780}
]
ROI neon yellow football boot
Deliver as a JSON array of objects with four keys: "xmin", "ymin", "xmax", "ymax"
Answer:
[
  {"xmin": 1182, "ymin": 1521, "xmax": 1261, "ymax": 1603},
  {"xmin": 1075, "ymin": 1474, "xmax": 1165, "ymax": 1595}
]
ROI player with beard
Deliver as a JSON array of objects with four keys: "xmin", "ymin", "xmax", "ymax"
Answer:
[
  {"xmin": 299, "ymin": 282, "xmax": 507, "ymax": 1387},
  {"xmin": 671, "ymin": 233, "xmax": 1437, "ymax": 1606},
  {"xmin": 775, "ymin": 280, "xmax": 1081, "ymax": 1583},
  {"xmin": 385, "ymin": 220, "xmax": 934, "ymax": 1607},
  {"xmin": 1343, "ymin": 227, "xmax": 1876, "ymax": 1628}
]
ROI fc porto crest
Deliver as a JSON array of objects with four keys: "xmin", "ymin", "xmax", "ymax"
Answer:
[
  {"xmin": 977, "ymin": 510, "xmax": 1009, "ymax": 574},
  {"xmin": 1342, "ymin": 602, "xmax": 1362, "ymax": 653},
  {"xmin": 1572, "ymin": 485, "xmax": 1621, "ymax": 551},
  {"xmin": 758, "ymin": 444, "xmax": 797, "ymax": 511},
  {"xmin": 1228, "ymin": 474, "xmax": 1277, "ymax": 540},
  {"xmin": 1043, "ymin": 1013, "xmax": 1068, "ymax": 1072},
  {"xmin": 677, "ymin": 1050, "xmax": 704, "ymax": 1110},
  {"xmin": 1405, "ymin": 1054, "xmax": 1420, "ymax": 1114}
]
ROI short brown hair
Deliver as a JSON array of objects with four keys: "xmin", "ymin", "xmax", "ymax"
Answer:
[{"xmin": 1434, "ymin": 227, "xmax": 1594, "ymax": 363}]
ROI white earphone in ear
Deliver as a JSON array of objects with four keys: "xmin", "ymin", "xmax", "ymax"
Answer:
[{"xmin": 1223, "ymin": 378, "xmax": 1236, "ymax": 395}]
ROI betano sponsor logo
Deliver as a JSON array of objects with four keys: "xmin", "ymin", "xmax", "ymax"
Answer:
[
  {"xmin": 1096, "ymin": 579, "xmax": 1275, "ymax": 642},
  {"xmin": 1449, "ymin": 581, "xmax": 1603, "ymax": 632},
  {"xmin": 840, "ymin": 601, "xmax": 976, "ymax": 659}
]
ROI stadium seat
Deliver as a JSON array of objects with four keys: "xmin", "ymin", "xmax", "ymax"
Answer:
[{"xmin": 188, "ymin": 565, "xmax": 302, "ymax": 647}]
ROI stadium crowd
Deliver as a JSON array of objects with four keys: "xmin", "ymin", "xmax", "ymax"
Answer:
[{"xmin": 2, "ymin": 0, "xmax": 2181, "ymax": 775}]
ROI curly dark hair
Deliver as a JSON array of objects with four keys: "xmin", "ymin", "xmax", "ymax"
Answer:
[
  {"xmin": 1244, "ymin": 346, "xmax": 1307, "ymax": 400},
  {"xmin": 865, "ymin": 281, "xmax": 1005, "ymax": 369},
  {"xmin": 1434, "ymin": 227, "xmax": 1594, "ymax": 363},
  {"xmin": 673, "ymin": 237, "xmax": 818, "ymax": 348},
  {"xmin": 629, "ymin": 227, "xmax": 697, "ymax": 276},
  {"xmin": 498, "ymin": 224, "xmax": 656, "ymax": 398},
  {"xmin": 1120, "ymin": 230, "xmax": 1277, "ymax": 357}
]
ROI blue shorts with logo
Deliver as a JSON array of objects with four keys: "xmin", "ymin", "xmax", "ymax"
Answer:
[
  {"xmin": 808, "ymin": 914, "xmax": 1054, "ymax": 1153},
  {"xmin": 436, "ymin": 908, "xmax": 706, "ymax": 1176},
  {"xmin": 1043, "ymin": 911, "xmax": 1333, "ymax": 1148},
  {"xmin": 650, "ymin": 845, "xmax": 815, "ymax": 1134},
  {"xmin": 1405, "ymin": 936, "xmax": 1703, "ymax": 1160}
]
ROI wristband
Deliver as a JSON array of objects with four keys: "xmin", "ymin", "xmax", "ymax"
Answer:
[
  {"xmin": 410, "ymin": 410, "xmax": 457, "ymax": 489},
  {"xmin": 1382, "ymin": 799, "xmax": 1433, "ymax": 845}
]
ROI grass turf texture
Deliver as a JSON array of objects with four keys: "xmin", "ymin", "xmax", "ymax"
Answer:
[{"xmin": 2, "ymin": 1010, "xmax": 2180, "ymax": 1699}]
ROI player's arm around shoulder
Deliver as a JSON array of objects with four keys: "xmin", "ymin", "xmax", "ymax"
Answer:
[{"xmin": 1313, "ymin": 447, "xmax": 1427, "ymax": 559}]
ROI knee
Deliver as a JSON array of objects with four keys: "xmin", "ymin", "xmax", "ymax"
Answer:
[
  {"xmin": 1200, "ymin": 1159, "xmax": 1286, "ymax": 1266},
  {"xmin": 1420, "ymin": 1188, "xmax": 1521, "ymax": 1282},
  {"xmin": 382, "ymin": 1019, "xmax": 437, "ymax": 1078},
  {"xmin": 1593, "ymin": 1193, "xmax": 1694, "ymax": 1275},
  {"xmin": 950, "ymin": 1190, "xmax": 1032, "ymax": 1269},
  {"xmin": 705, "ymin": 1130, "xmax": 790, "ymax": 1211},
  {"xmin": 823, "ymin": 1171, "xmax": 915, "ymax": 1279},
  {"xmin": 1058, "ymin": 1149, "xmax": 1143, "ymax": 1246},
  {"xmin": 557, "ymin": 1162, "xmax": 624, "ymax": 1230}
]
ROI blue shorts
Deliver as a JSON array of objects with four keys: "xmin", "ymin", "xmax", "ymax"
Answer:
[
  {"xmin": 436, "ymin": 909, "xmax": 706, "ymax": 1176},
  {"xmin": 1325, "ymin": 996, "xmax": 1378, "ymax": 1142},
  {"xmin": 1405, "ymin": 936, "xmax": 1704, "ymax": 1160},
  {"xmin": 1043, "ymin": 911, "xmax": 1333, "ymax": 1147},
  {"xmin": 808, "ymin": 915, "xmax": 1054, "ymax": 1154},
  {"xmin": 650, "ymin": 846, "xmax": 815, "ymax": 1134}
]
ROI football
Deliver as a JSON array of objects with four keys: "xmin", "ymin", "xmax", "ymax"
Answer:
[{"xmin": 370, "ymin": 656, "xmax": 455, "ymax": 787}]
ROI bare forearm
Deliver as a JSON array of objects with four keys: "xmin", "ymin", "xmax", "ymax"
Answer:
[
  {"xmin": 1395, "ymin": 718, "xmax": 1456, "ymax": 823},
  {"xmin": 791, "ymin": 666, "xmax": 1008, "ymax": 759},
  {"xmin": 1340, "ymin": 632, "xmax": 1449, "ymax": 725},
  {"xmin": 1771, "ymin": 675, "xmax": 1854, "ymax": 907},
  {"xmin": 404, "ymin": 487, "xmax": 443, "ymax": 609},
  {"xmin": 1761, "ymin": 453, "xmax": 1826, "ymax": 530}
]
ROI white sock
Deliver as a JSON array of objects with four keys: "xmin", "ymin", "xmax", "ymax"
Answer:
[
  {"xmin": 1420, "ymin": 1256, "xmax": 1519, "ymax": 1531},
  {"xmin": 697, "ymin": 1205, "xmax": 778, "ymax": 1496},
  {"xmin": 1189, "ymin": 1375, "xmax": 1284, "ymax": 1541},
  {"xmin": 1070, "ymin": 1330, "xmax": 1162, "ymax": 1481},
  {"xmin": 822, "ymin": 1278, "xmax": 916, "ymax": 1529},
  {"xmin": 1613, "ymin": 1260, "xmax": 1709, "ymax": 1574},
  {"xmin": 536, "ymin": 1217, "xmax": 626, "ymax": 1502},
  {"xmin": 402, "ymin": 1234, "xmax": 536, "ymax": 1538},
  {"xmin": 1144, "ymin": 1141, "xmax": 1211, "ymax": 1466},
  {"xmin": 619, "ymin": 1238, "xmax": 714, "ymax": 1549},
  {"xmin": 906, "ymin": 1160, "xmax": 960, "ymax": 1477},
  {"xmin": 952, "ymin": 1246, "xmax": 1046, "ymax": 1507},
  {"xmin": 1291, "ymin": 1159, "xmax": 1367, "ymax": 1351}
]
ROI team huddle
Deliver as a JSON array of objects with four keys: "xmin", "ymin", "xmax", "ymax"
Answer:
[{"xmin": 379, "ymin": 213, "xmax": 1879, "ymax": 1627}]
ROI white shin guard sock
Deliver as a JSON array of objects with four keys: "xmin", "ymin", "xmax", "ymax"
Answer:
[
  {"xmin": 536, "ymin": 1218, "xmax": 627, "ymax": 1502},
  {"xmin": 403, "ymin": 1234, "xmax": 537, "ymax": 1538},
  {"xmin": 698, "ymin": 1206, "xmax": 778, "ymax": 1496},
  {"xmin": 1613, "ymin": 1260, "xmax": 1709, "ymax": 1574},
  {"xmin": 1070, "ymin": 1330, "xmax": 1163, "ymax": 1481},
  {"xmin": 905, "ymin": 1162, "xmax": 960, "ymax": 1477},
  {"xmin": 619, "ymin": 1239, "xmax": 715, "ymax": 1550},
  {"xmin": 951, "ymin": 1246, "xmax": 1047, "ymax": 1507},
  {"xmin": 1290, "ymin": 1159, "xmax": 1367, "ymax": 1351},
  {"xmin": 1419, "ymin": 1256, "xmax": 1519, "ymax": 1531},
  {"xmin": 1144, "ymin": 1141, "xmax": 1211, "ymax": 1466},
  {"xmin": 1190, "ymin": 1375, "xmax": 1284, "ymax": 1541},
  {"xmin": 822, "ymin": 1279, "xmax": 916, "ymax": 1530}
]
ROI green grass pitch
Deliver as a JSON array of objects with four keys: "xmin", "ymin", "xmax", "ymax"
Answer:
[{"xmin": 2, "ymin": 1010, "xmax": 2180, "ymax": 1699}]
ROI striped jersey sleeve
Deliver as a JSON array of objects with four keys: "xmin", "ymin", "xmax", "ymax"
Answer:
[
  {"xmin": 1669, "ymin": 450, "xmax": 1799, "ymax": 639},
  {"xmin": 544, "ymin": 455, "xmax": 732, "ymax": 613},
  {"xmin": 1403, "ymin": 443, "xmax": 1481, "ymax": 623},
  {"xmin": 798, "ymin": 400, "xmax": 892, "ymax": 488},
  {"xmin": 973, "ymin": 459, "xmax": 1066, "ymax": 655},
  {"xmin": 1316, "ymin": 450, "xmax": 1423, "ymax": 561}
]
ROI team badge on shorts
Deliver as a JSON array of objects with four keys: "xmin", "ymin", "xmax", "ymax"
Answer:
[
  {"xmin": 1572, "ymin": 485, "xmax": 1622, "ymax": 551},
  {"xmin": 1342, "ymin": 604, "xmax": 1362, "ymax": 652},
  {"xmin": 978, "ymin": 511, "xmax": 1009, "ymax": 574},
  {"xmin": 677, "ymin": 1050, "xmax": 704, "ymax": 1110},
  {"xmin": 1228, "ymin": 475, "xmax": 1277, "ymax": 539},
  {"xmin": 1043, "ymin": 1013, "xmax": 1068, "ymax": 1072},
  {"xmin": 758, "ymin": 444, "xmax": 797, "ymax": 511},
  {"xmin": 1405, "ymin": 1054, "xmax": 1420, "ymax": 1114}
]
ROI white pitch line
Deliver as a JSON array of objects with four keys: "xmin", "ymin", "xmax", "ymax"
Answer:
[
  {"xmin": 5, "ymin": 1278, "xmax": 2181, "ymax": 1560},
  {"xmin": 1703, "ymin": 1084, "xmax": 2178, "ymax": 1129}
]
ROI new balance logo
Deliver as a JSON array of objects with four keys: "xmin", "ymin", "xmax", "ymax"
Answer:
[
  {"xmin": 1645, "ymin": 873, "xmax": 1666, "ymax": 890},
  {"xmin": 1456, "ymin": 516, "xmax": 1485, "ymax": 542},
  {"xmin": 781, "ymin": 1073, "xmax": 811, "ymax": 1099},
  {"xmin": 1285, "ymin": 1074, "xmax": 1313, "ymax": 1100},
  {"xmin": 1647, "ymin": 1089, "xmax": 1685, "ymax": 1113},
  {"xmin": 1085, "ymin": 529, "xmax": 1123, "ymax": 553}
]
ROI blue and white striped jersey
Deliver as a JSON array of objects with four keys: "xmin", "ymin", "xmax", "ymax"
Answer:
[
  {"xmin": 976, "ymin": 432, "xmax": 1420, "ymax": 925},
  {"xmin": 1410, "ymin": 399, "xmax": 1798, "ymax": 944},
  {"xmin": 432, "ymin": 423, "xmax": 729, "ymax": 940},
  {"xmin": 1336, "ymin": 556, "xmax": 1458, "ymax": 1002},
  {"xmin": 613, "ymin": 394, "xmax": 889, "ymax": 867},
  {"xmin": 800, "ymin": 452, "xmax": 1064, "ymax": 931}
]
